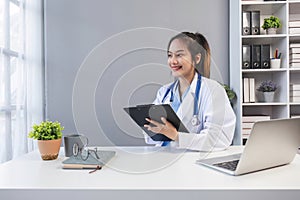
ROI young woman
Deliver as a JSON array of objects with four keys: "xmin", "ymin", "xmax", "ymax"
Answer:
[{"xmin": 144, "ymin": 32, "xmax": 236, "ymax": 151}]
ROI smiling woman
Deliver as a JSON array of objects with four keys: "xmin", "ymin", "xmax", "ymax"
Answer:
[
  {"xmin": 144, "ymin": 32, "xmax": 236, "ymax": 151},
  {"xmin": 44, "ymin": 0, "xmax": 229, "ymax": 147}
]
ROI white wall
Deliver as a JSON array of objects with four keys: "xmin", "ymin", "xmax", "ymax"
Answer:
[{"xmin": 44, "ymin": 0, "xmax": 229, "ymax": 146}]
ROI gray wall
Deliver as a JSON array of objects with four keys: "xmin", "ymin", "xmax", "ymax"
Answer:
[{"xmin": 44, "ymin": 0, "xmax": 229, "ymax": 146}]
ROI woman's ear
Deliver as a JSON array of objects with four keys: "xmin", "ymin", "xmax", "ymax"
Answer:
[{"xmin": 195, "ymin": 53, "xmax": 201, "ymax": 65}]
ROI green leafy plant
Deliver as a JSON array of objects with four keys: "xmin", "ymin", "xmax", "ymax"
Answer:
[
  {"xmin": 257, "ymin": 80, "xmax": 277, "ymax": 92},
  {"xmin": 28, "ymin": 121, "xmax": 64, "ymax": 140},
  {"xmin": 222, "ymin": 84, "xmax": 236, "ymax": 101},
  {"xmin": 262, "ymin": 16, "xmax": 281, "ymax": 30}
]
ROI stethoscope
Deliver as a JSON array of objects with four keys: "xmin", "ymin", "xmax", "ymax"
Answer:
[{"xmin": 161, "ymin": 73, "xmax": 202, "ymax": 126}]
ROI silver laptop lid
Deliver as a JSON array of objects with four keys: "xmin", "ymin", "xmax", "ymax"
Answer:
[{"xmin": 236, "ymin": 118, "xmax": 300, "ymax": 175}]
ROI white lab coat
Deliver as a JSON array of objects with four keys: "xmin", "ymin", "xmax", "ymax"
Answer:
[{"xmin": 144, "ymin": 73, "xmax": 236, "ymax": 152}]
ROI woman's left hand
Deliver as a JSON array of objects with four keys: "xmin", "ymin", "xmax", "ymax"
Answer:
[{"xmin": 144, "ymin": 117, "xmax": 179, "ymax": 141}]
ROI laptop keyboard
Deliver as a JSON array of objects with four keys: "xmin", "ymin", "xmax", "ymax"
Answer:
[{"xmin": 213, "ymin": 160, "xmax": 240, "ymax": 171}]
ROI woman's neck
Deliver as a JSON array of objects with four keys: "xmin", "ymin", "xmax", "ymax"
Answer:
[{"xmin": 178, "ymin": 72, "xmax": 195, "ymax": 98}]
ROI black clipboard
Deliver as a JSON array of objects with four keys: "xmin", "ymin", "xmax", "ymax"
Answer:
[{"xmin": 123, "ymin": 104, "xmax": 188, "ymax": 141}]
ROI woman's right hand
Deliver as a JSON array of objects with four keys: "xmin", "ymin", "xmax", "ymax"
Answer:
[{"xmin": 144, "ymin": 117, "xmax": 178, "ymax": 141}]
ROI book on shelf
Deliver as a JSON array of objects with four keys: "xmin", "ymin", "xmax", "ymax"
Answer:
[
  {"xmin": 289, "ymin": 28, "xmax": 300, "ymax": 35},
  {"xmin": 242, "ymin": 134, "xmax": 250, "ymax": 140},
  {"xmin": 290, "ymin": 96, "xmax": 300, "ymax": 103},
  {"xmin": 290, "ymin": 63, "xmax": 300, "ymax": 68},
  {"xmin": 290, "ymin": 48, "xmax": 300, "ymax": 54},
  {"xmin": 243, "ymin": 78, "xmax": 250, "ymax": 103},
  {"xmin": 242, "ymin": 133, "xmax": 251, "ymax": 139},
  {"xmin": 243, "ymin": 77, "xmax": 256, "ymax": 103},
  {"xmin": 289, "ymin": 21, "xmax": 300, "ymax": 28},
  {"xmin": 290, "ymin": 53, "xmax": 300, "ymax": 60},
  {"xmin": 242, "ymin": 115, "xmax": 270, "ymax": 123},
  {"xmin": 242, "ymin": 122, "xmax": 254, "ymax": 129},
  {"xmin": 249, "ymin": 78, "xmax": 255, "ymax": 103},
  {"xmin": 289, "ymin": 61, "xmax": 300, "ymax": 67},
  {"xmin": 242, "ymin": 127, "xmax": 251, "ymax": 133},
  {"xmin": 289, "ymin": 59, "xmax": 300, "ymax": 63},
  {"xmin": 290, "ymin": 43, "xmax": 300, "ymax": 48},
  {"xmin": 290, "ymin": 90, "xmax": 300, "ymax": 96},
  {"xmin": 290, "ymin": 84, "xmax": 300, "ymax": 90}
]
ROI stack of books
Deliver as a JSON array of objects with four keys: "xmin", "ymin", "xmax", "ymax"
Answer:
[
  {"xmin": 290, "ymin": 84, "xmax": 300, "ymax": 103},
  {"xmin": 290, "ymin": 43, "xmax": 300, "ymax": 68},
  {"xmin": 289, "ymin": 20, "xmax": 300, "ymax": 35},
  {"xmin": 242, "ymin": 115, "xmax": 270, "ymax": 140},
  {"xmin": 243, "ymin": 77, "xmax": 256, "ymax": 103}
]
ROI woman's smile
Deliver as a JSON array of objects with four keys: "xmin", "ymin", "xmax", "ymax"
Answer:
[{"xmin": 170, "ymin": 65, "xmax": 182, "ymax": 71}]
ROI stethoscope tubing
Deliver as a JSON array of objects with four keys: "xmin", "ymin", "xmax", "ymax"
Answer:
[{"xmin": 161, "ymin": 73, "xmax": 202, "ymax": 126}]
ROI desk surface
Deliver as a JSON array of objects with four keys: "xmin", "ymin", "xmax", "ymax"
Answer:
[{"xmin": 0, "ymin": 146, "xmax": 300, "ymax": 190}]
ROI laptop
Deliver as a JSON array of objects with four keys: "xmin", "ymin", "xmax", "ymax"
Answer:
[{"xmin": 197, "ymin": 118, "xmax": 300, "ymax": 176}]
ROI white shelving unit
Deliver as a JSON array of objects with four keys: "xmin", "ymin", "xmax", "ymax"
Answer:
[{"xmin": 230, "ymin": 0, "xmax": 300, "ymax": 145}]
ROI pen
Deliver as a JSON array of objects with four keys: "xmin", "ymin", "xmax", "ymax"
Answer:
[{"xmin": 89, "ymin": 166, "xmax": 102, "ymax": 174}]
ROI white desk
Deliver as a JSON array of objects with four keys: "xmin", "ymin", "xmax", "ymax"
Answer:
[{"xmin": 0, "ymin": 146, "xmax": 300, "ymax": 200}]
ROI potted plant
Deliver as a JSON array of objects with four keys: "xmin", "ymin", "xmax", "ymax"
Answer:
[
  {"xmin": 262, "ymin": 15, "xmax": 281, "ymax": 34},
  {"xmin": 257, "ymin": 80, "xmax": 277, "ymax": 102},
  {"xmin": 28, "ymin": 121, "xmax": 64, "ymax": 160},
  {"xmin": 222, "ymin": 84, "xmax": 236, "ymax": 105}
]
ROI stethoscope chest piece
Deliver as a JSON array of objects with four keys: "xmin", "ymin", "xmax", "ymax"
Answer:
[{"xmin": 191, "ymin": 115, "xmax": 200, "ymax": 126}]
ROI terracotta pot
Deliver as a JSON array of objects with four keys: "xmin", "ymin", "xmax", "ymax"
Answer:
[{"xmin": 37, "ymin": 138, "xmax": 62, "ymax": 160}]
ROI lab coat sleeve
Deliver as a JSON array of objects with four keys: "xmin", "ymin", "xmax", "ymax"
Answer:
[{"xmin": 178, "ymin": 82, "xmax": 236, "ymax": 152}]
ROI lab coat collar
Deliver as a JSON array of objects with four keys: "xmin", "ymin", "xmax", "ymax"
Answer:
[
  {"xmin": 176, "ymin": 72, "xmax": 199, "ymax": 121},
  {"xmin": 190, "ymin": 72, "xmax": 198, "ymax": 95}
]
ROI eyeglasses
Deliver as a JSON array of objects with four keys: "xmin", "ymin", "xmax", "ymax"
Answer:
[{"xmin": 72, "ymin": 143, "xmax": 99, "ymax": 161}]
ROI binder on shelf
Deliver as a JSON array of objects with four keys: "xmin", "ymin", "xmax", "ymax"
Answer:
[
  {"xmin": 242, "ymin": 11, "xmax": 251, "ymax": 36},
  {"xmin": 251, "ymin": 11, "xmax": 260, "ymax": 35},
  {"xmin": 243, "ymin": 78, "xmax": 250, "ymax": 103},
  {"xmin": 249, "ymin": 78, "xmax": 255, "ymax": 103},
  {"xmin": 242, "ymin": 45, "xmax": 251, "ymax": 69},
  {"xmin": 261, "ymin": 45, "xmax": 270, "ymax": 69},
  {"xmin": 252, "ymin": 45, "xmax": 261, "ymax": 69}
]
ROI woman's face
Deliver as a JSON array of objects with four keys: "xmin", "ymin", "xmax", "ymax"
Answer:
[{"xmin": 167, "ymin": 38, "xmax": 196, "ymax": 80}]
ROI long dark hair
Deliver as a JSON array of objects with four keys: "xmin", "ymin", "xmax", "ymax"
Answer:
[{"xmin": 167, "ymin": 32, "xmax": 211, "ymax": 78}]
